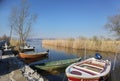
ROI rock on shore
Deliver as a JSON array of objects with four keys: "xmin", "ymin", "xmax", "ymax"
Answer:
[{"xmin": 0, "ymin": 54, "xmax": 48, "ymax": 81}]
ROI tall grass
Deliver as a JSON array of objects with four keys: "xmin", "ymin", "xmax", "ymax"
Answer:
[
  {"xmin": 42, "ymin": 39, "xmax": 120, "ymax": 53},
  {"xmin": 10, "ymin": 39, "xmax": 20, "ymax": 51}
]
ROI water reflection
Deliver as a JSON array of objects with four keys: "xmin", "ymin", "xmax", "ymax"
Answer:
[{"xmin": 42, "ymin": 44, "xmax": 120, "ymax": 81}]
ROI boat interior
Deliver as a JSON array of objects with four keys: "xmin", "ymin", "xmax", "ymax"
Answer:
[{"xmin": 69, "ymin": 58, "xmax": 109, "ymax": 76}]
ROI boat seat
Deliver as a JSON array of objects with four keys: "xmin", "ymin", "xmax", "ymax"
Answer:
[
  {"xmin": 83, "ymin": 63, "xmax": 103, "ymax": 70},
  {"xmin": 73, "ymin": 65, "xmax": 100, "ymax": 75},
  {"xmin": 84, "ymin": 61, "xmax": 105, "ymax": 68},
  {"xmin": 70, "ymin": 70, "xmax": 82, "ymax": 75}
]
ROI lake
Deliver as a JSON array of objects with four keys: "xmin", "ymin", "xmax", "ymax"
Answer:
[{"xmin": 26, "ymin": 39, "xmax": 120, "ymax": 81}]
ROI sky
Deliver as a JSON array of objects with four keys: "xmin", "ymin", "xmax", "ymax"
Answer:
[{"xmin": 0, "ymin": 0, "xmax": 120, "ymax": 39}]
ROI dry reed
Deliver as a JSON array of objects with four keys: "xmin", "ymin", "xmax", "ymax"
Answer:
[
  {"xmin": 10, "ymin": 39, "xmax": 20, "ymax": 51},
  {"xmin": 42, "ymin": 39, "xmax": 120, "ymax": 53}
]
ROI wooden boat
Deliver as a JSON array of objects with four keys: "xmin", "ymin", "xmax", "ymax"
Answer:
[
  {"xmin": 19, "ymin": 51, "xmax": 48, "ymax": 59},
  {"xmin": 24, "ymin": 56, "xmax": 48, "ymax": 64},
  {"xmin": 1, "ymin": 42, "xmax": 16, "ymax": 55},
  {"xmin": 65, "ymin": 55, "xmax": 111, "ymax": 81},
  {"xmin": 2, "ymin": 42, "xmax": 15, "ymax": 51},
  {"xmin": 20, "ymin": 44, "xmax": 35, "ymax": 52},
  {"xmin": 31, "ymin": 57, "xmax": 81, "ymax": 71}
]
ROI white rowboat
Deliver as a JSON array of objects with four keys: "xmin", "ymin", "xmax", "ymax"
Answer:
[{"xmin": 66, "ymin": 57, "xmax": 111, "ymax": 81}]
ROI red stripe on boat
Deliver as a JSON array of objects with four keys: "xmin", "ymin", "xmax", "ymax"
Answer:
[{"xmin": 68, "ymin": 77, "xmax": 99, "ymax": 81}]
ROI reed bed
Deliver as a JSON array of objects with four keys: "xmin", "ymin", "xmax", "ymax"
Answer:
[
  {"xmin": 42, "ymin": 39, "xmax": 120, "ymax": 53},
  {"xmin": 10, "ymin": 39, "xmax": 20, "ymax": 51}
]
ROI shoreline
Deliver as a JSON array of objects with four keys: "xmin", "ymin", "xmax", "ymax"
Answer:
[{"xmin": 0, "ymin": 54, "xmax": 48, "ymax": 81}]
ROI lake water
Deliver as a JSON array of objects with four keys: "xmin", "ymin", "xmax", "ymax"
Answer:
[{"xmin": 26, "ymin": 39, "xmax": 120, "ymax": 81}]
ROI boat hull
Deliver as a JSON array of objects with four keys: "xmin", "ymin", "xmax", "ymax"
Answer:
[
  {"xmin": 68, "ymin": 77, "xmax": 99, "ymax": 81},
  {"xmin": 24, "ymin": 56, "xmax": 48, "ymax": 64},
  {"xmin": 19, "ymin": 52, "xmax": 48, "ymax": 59},
  {"xmin": 32, "ymin": 57, "xmax": 81, "ymax": 71},
  {"xmin": 67, "ymin": 75, "xmax": 109, "ymax": 81},
  {"xmin": 35, "ymin": 62, "xmax": 77, "ymax": 71}
]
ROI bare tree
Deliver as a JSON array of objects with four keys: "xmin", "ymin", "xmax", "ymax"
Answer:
[
  {"xmin": 9, "ymin": 0, "xmax": 37, "ymax": 46},
  {"xmin": 0, "ymin": 34, "xmax": 9, "ymax": 41},
  {"xmin": 105, "ymin": 14, "xmax": 120, "ymax": 39}
]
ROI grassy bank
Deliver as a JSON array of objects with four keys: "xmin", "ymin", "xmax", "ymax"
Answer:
[{"xmin": 42, "ymin": 39, "xmax": 120, "ymax": 53}]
